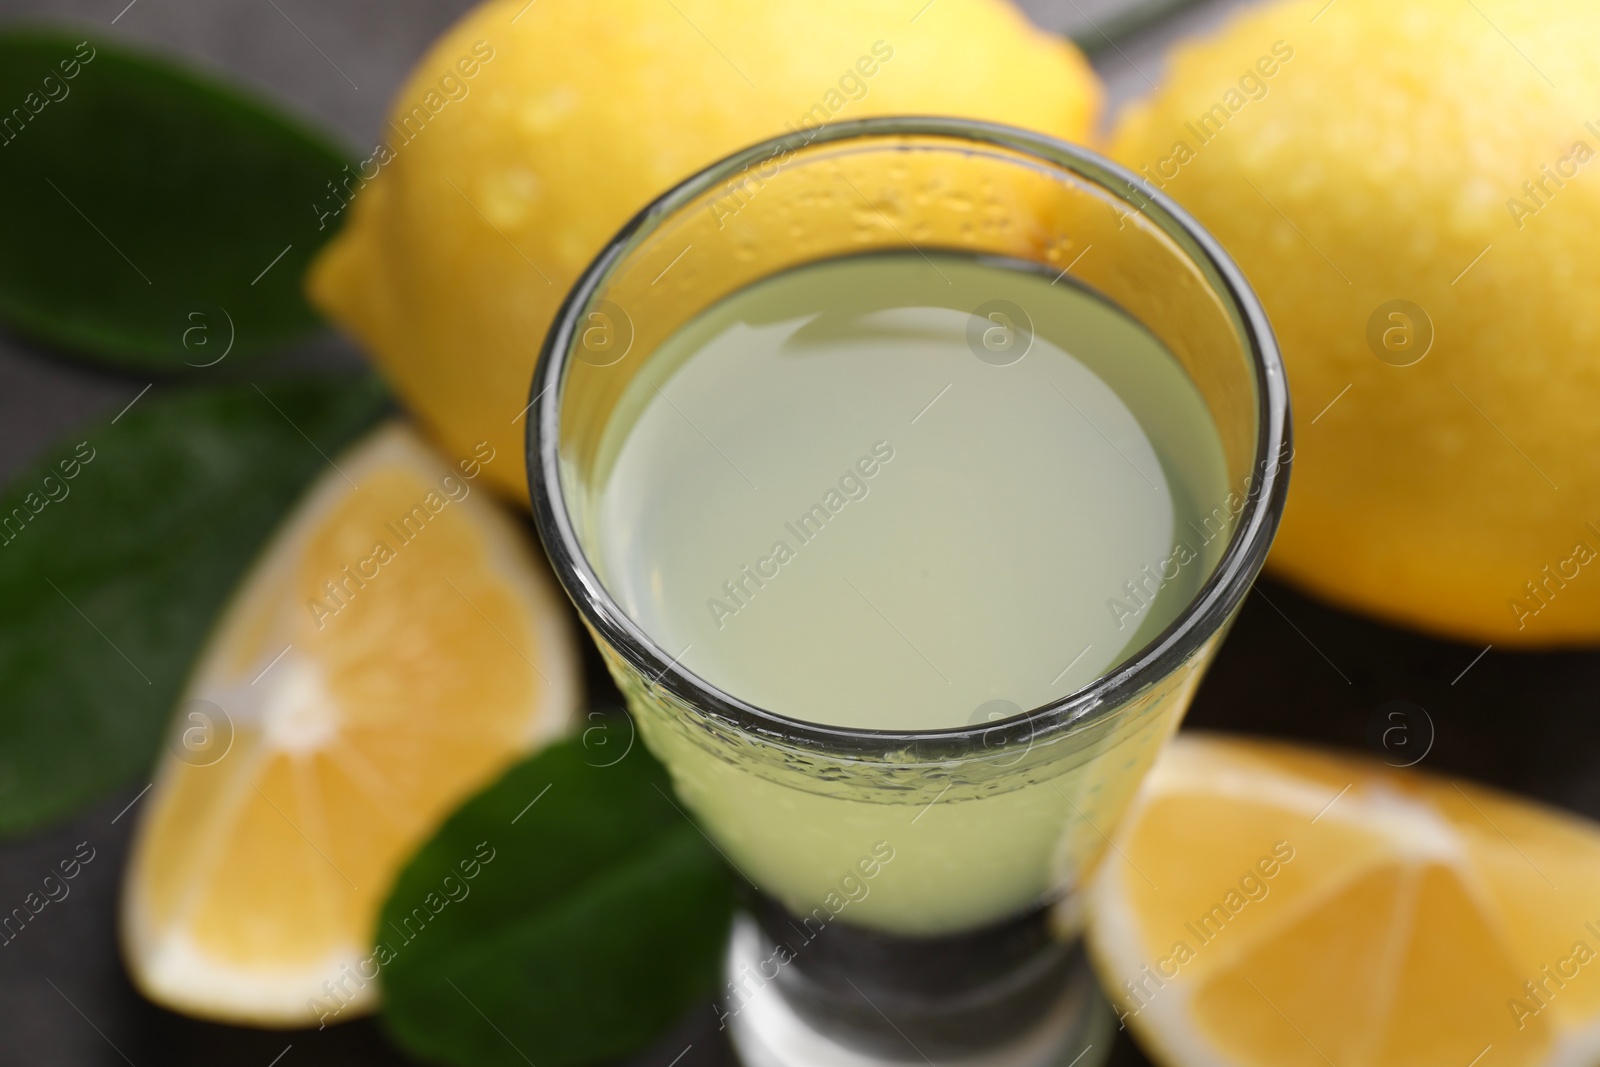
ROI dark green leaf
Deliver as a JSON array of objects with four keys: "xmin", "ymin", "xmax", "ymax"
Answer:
[
  {"xmin": 379, "ymin": 730, "xmax": 736, "ymax": 1067},
  {"xmin": 0, "ymin": 377, "xmax": 389, "ymax": 837},
  {"xmin": 0, "ymin": 28, "xmax": 352, "ymax": 369}
]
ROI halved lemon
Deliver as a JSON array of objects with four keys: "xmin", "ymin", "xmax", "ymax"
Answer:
[
  {"xmin": 122, "ymin": 421, "xmax": 579, "ymax": 1026},
  {"xmin": 1087, "ymin": 734, "xmax": 1600, "ymax": 1067}
]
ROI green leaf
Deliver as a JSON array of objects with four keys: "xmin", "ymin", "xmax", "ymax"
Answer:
[
  {"xmin": 0, "ymin": 377, "xmax": 389, "ymax": 837},
  {"xmin": 0, "ymin": 28, "xmax": 352, "ymax": 369},
  {"xmin": 378, "ymin": 730, "xmax": 736, "ymax": 1067}
]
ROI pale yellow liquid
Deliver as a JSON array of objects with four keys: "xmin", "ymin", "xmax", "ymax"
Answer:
[{"xmin": 590, "ymin": 252, "xmax": 1234, "ymax": 933}]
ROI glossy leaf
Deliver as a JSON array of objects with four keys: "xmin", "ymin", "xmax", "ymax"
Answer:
[
  {"xmin": 0, "ymin": 29, "xmax": 351, "ymax": 369},
  {"xmin": 379, "ymin": 731, "xmax": 736, "ymax": 1067},
  {"xmin": 0, "ymin": 377, "xmax": 389, "ymax": 836}
]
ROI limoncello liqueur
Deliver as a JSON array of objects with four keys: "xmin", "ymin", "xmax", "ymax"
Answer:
[
  {"xmin": 584, "ymin": 250, "xmax": 1236, "ymax": 934},
  {"xmin": 594, "ymin": 252, "xmax": 1231, "ymax": 730}
]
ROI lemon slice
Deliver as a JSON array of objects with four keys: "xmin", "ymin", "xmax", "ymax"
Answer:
[
  {"xmin": 121, "ymin": 422, "xmax": 579, "ymax": 1026},
  {"xmin": 1087, "ymin": 734, "xmax": 1600, "ymax": 1067}
]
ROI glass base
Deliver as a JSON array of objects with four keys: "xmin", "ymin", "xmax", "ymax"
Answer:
[{"xmin": 721, "ymin": 908, "xmax": 1113, "ymax": 1067}]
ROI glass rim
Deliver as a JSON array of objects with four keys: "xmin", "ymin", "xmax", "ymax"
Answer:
[{"xmin": 528, "ymin": 115, "xmax": 1291, "ymax": 759}]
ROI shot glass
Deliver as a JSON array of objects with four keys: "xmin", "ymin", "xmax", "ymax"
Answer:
[{"xmin": 528, "ymin": 117, "xmax": 1290, "ymax": 1067}]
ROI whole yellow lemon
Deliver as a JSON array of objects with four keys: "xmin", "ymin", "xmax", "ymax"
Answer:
[
  {"xmin": 309, "ymin": 0, "xmax": 1100, "ymax": 503},
  {"xmin": 1112, "ymin": 0, "xmax": 1600, "ymax": 646}
]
